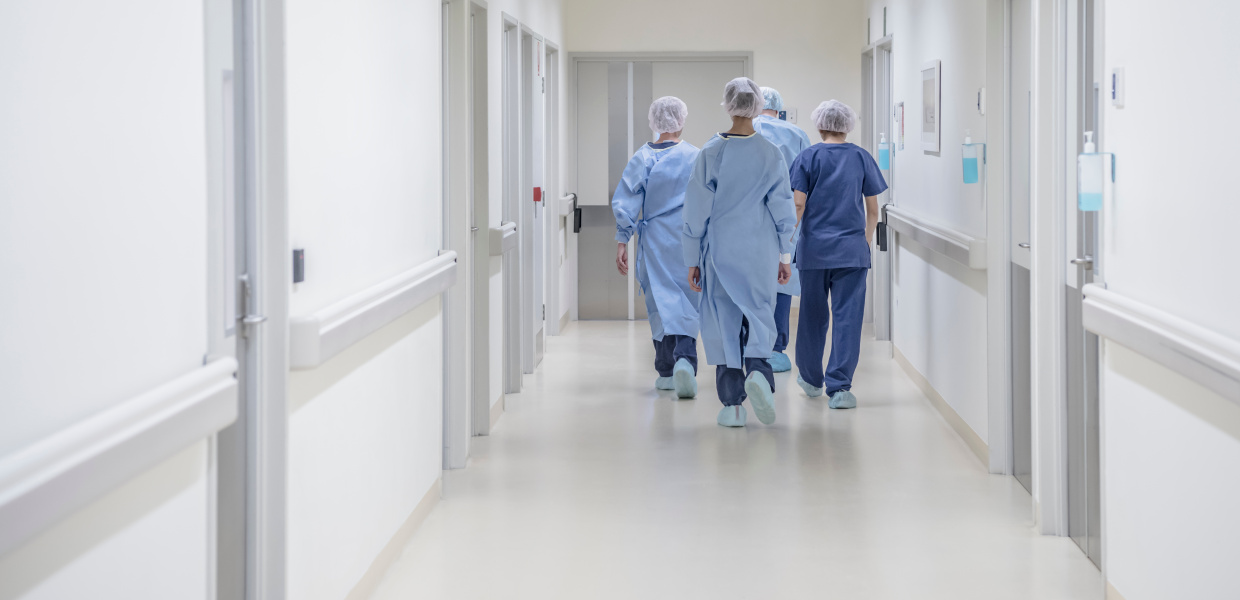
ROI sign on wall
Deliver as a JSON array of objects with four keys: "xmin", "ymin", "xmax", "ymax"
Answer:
[{"xmin": 922, "ymin": 60, "xmax": 941, "ymax": 152}]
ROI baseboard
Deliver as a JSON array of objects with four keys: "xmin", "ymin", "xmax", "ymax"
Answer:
[
  {"xmin": 1106, "ymin": 581, "xmax": 1126, "ymax": 600},
  {"xmin": 490, "ymin": 393, "xmax": 504, "ymax": 430},
  {"xmin": 559, "ymin": 310, "xmax": 570, "ymax": 333},
  {"xmin": 346, "ymin": 478, "xmax": 441, "ymax": 600},
  {"xmin": 893, "ymin": 345, "xmax": 989, "ymax": 466}
]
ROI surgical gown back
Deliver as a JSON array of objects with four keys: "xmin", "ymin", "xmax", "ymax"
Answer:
[
  {"xmin": 755, "ymin": 115, "xmax": 813, "ymax": 296},
  {"xmin": 682, "ymin": 133, "xmax": 797, "ymax": 369},
  {"xmin": 612, "ymin": 140, "xmax": 702, "ymax": 341}
]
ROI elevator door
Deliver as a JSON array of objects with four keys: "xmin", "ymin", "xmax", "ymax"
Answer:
[
  {"xmin": 575, "ymin": 58, "xmax": 746, "ymax": 320},
  {"xmin": 1010, "ymin": 0, "xmax": 1034, "ymax": 494}
]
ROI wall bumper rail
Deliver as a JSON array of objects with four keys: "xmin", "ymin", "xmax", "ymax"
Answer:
[
  {"xmin": 0, "ymin": 358, "xmax": 239, "ymax": 557},
  {"xmin": 1083, "ymin": 283, "xmax": 1240, "ymax": 403},
  {"xmin": 884, "ymin": 205, "xmax": 987, "ymax": 270},
  {"xmin": 489, "ymin": 222, "xmax": 517, "ymax": 256},
  {"xmin": 290, "ymin": 252, "xmax": 458, "ymax": 369}
]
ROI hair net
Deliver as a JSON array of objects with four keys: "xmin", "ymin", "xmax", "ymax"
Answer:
[
  {"xmin": 721, "ymin": 77, "xmax": 765, "ymax": 119},
  {"xmin": 760, "ymin": 87, "xmax": 784, "ymax": 112},
  {"xmin": 648, "ymin": 96, "xmax": 688, "ymax": 134},
  {"xmin": 811, "ymin": 99, "xmax": 857, "ymax": 133}
]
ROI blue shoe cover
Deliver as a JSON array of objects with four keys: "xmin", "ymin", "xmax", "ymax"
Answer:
[
  {"xmin": 745, "ymin": 372, "xmax": 777, "ymax": 425},
  {"xmin": 672, "ymin": 358, "xmax": 697, "ymax": 399},
  {"xmin": 656, "ymin": 376, "xmax": 675, "ymax": 391},
  {"xmin": 829, "ymin": 389, "xmax": 857, "ymax": 409},
  {"xmin": 717, "ymin": 405, "xmax": 747, "ymax": 427},
  {"xmin": 768, "ymin": 352, "xmax": 792, "ymax": 373},
  {"xmin": 796, "ymin": 375, "xmax": 824, "ymax": 398}
]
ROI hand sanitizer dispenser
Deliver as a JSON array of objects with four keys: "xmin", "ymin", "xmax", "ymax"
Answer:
[
  {"xmin": 961, "ymin": 130, "xmax": 983, "ymax": 184},
  {"xmin": 1077, "ymin": 131, "xmax": 1114, "ymax": 212},
  {"xmin": 878, "ymin": 133, "xmax": 891, "ymax": 170}
]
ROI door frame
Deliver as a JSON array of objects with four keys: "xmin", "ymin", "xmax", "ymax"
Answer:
[
  {"xmin": 544, "ymin": 41, "xmax": 565, "ymax": 336},
  {"xmin": 469, "ymin": 0, "xmax": 492, "ymax": 436},
  {"xmin": 986, "ymin": 0, "xmax": 1015, "ymax": 478},
  {"xmin": 501, "ymin": 13, "xmax": 522, "ymax": 393},
  {"xmin": 442, "ymin": 0, "xmax": 473, "ymax": 468},
  {"xmin": 860, "ymin": 36, "xmax": 894, "ymax": 344}
]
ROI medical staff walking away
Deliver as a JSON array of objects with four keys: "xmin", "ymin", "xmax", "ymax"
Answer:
[
  {"xmin": 791, "ymin": 100, "xmax": 887, "ymax": 408},
  {"xmin": 754, "ymin": 87, "xmax": 812, "ymax": 373},
  {"xmin": 613, "ymin": 96, "xmax": 703, "ymax": 399},
  {"xmin": 682, "ymin": 77, "xmax": 797, "ymax": 427}
]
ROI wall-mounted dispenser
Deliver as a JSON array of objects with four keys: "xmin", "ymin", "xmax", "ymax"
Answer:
[
  {"xmin": 878, "ymin": 133, "xmax": 891, "ymax": 171},
  {"xmin": 961, "ymin": 130, "xmax": 985, "ymax": 184},
  {"xmin": 1077, "ymin": 131, "xmax": 1114, "ymax": 212}
]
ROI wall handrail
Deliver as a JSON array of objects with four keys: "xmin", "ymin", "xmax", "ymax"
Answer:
[
  {"xmin": 559, "ymin": 193, "xmax": 577, "ymax": 217},
  {"xmin": 1082, "ymin": 284, "xmax": 1240, "ymax": 403},
  {"xmin": 489, "ymin": 222, "xmax": 517, "ymax": 256},
  {"xmin": 289, "ymin": 252, "xmax": 458, "ymax": 369},
  {"xmin": 0, "ymin": 357, "xmax": 239, "ymax": 557},
  {"xmin": 884, "ymin": 205, "xmax": 987, "ymax": 270}
]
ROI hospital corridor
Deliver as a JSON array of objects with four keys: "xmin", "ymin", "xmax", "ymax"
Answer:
[{"xmin": 1, "ymin": 1, "xmax": 1236, "ymax": 600}]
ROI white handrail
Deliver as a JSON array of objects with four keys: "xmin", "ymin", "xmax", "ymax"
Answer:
[
  {"xmin": 884, "ymin": 205, "xmax": 987, "ymax": 270},
  {"xmin": 289, "ymin": 252, "xmax": 458, "ymax": 369},
  {"xmin": 0, "ymin": 358, "xmax": 238, "ymax": 556},
  {"xmin": 1082, "ymin": 284, "xmax": 1240, "ymax": 403},
  {"xmin": 489, "ymin": 222, "xmax": 517, "ymax": 256}
]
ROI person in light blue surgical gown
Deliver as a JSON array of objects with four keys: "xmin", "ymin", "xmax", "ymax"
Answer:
[
  {"xmin": 682, "ymin": 77, "xmax": 798, "ymax": 428},
  {"xmin": 755, "ymin": 86, "xmax": 812, "ymax": 373},
  {"xmin": 613, "ymin": 96, "xmax": 702, "ymax": 399}
]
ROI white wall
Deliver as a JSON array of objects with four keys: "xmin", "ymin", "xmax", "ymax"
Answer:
[
  {"xmin": 284, "ymin": 0, "xmax": 446, "ymax": 596},
  {"xmin": 866, "ymin": 0, "xmax": 992, "ymax": 443},
  {"xmin": 1099, "ymin": 2, "xmax": 1240, "ymax": 597},
  {"xmin": 0, "ymin": 1, "xmax": 216, "ymax": 597},
  {"xmin": 564, "ymin": 0, "xmax": 864, "ymax": 143}
]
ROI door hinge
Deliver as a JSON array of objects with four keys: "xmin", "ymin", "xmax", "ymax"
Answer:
[
  {"xmin": 238, "ymin": 273, "xmax": 267, "ymax": 338},
  {"xmin": 542, "ymin": 304, "xmax": 545, "ymax": 320},
  {"xmin": 541, "ymin": 77, "xmax": 545, "ymax": 94}
]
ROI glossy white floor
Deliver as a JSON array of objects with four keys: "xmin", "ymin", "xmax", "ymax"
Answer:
[{"xmin": 371, "ymin": 319, "xmax": 1101, "ymax": 599}]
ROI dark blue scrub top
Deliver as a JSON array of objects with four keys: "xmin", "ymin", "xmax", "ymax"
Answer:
[
  {"xmin": 789, "ymin": 143, "xmax": 888, "ymax": 270},
  {"xmin": 648, "ymin": 141, "xmax": 679, "ymax": 150}
]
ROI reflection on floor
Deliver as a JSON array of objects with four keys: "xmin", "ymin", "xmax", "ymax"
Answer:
[{"xmin": 372, "ymin": 320, "xmax": 1101, "ymax": 600}]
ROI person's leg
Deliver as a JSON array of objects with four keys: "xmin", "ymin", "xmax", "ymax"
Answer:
[
  {"xmin": 715, "ymin": 365, "xmax": 745, "ymax": 406},
  {"xmin": 740, "ymin": 316, "xmax": 776, "ymax": 424},
  {"xmin": 653, "ymin": 336, "xmax": 674, "ymax": 378},
  {"xmin": 671, "ymin": 335, "xmax": 698, "ymax": 374},
  {"xmin": 822, "ymin": 267, "xmax": 869, "ymax": 395},
  {"xmin": 794, "ymin": 269, "xmax": 831, "ymax": 389},
  {"xmin": 772, "ymin": 293, "xmax": 791, "ymax": 352}
]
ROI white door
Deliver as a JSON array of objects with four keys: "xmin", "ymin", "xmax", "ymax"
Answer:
[{"xmin": 1010, "ymin": 0, "xmax": 1034, "ymax": 494}]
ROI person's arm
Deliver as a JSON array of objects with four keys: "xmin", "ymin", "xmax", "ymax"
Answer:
[
  {"xmin": 865, "ymin": 194, "xmax": 879, "ymax": 247},
  {"xmin": 794, "ymin": 190, "xmax": 808, "ymax": 229},
  {"xmin": 765, "ymin": 159, "xmax": 797, "ymax": 284},
  {"xmin": 612, "ymin": 154, "xmax": 647, "ymax": 275},
  {"xmin": 682, "ymin": 150, "xmax": 715, "ymax": 291}
]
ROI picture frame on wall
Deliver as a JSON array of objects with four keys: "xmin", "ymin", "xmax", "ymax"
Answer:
[{"xmin": 921, "ymin": 59, "xmax": 941, "ymax": 152}]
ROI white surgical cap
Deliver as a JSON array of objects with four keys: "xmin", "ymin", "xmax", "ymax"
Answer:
[
  {"xmin": 648, "ymin": 96, "xmax": 688, "ymax": 134},
  {"xmin": 761, "ymin": 87, "xmax": 784, "ymax": 112},
  {"xmin": 811, "ymin": 99, "xmax": 857, "ymax": 134},
  {"xmin": 722, "ymin": 77, "xmax": 765, "ymax": 119}
]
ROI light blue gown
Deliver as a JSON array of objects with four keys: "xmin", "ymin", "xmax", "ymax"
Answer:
[
  {"xmin": 755, "ymin": 114, "xmax": 812, "ymax": 296},
  {"xmin": 682, "ymin": 133, "xmax": 798, "ymax": 369},
  {"xmin": 613, "ymin": 141, "xmax": 702, "ymax": 341}
]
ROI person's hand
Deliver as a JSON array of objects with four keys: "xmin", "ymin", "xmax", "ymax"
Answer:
[
  {"xmin": 688, "ymin": 267, "xmax": 702, "ymax": 292},
  {"xmin": 616, "ymin": 242, "xmax": 629, "ymax": 275},
  {"xmin": 778, "ymin": 263, "xmax": 791, "ymax": 285}
]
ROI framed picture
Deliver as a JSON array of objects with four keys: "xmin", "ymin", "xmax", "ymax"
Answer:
[{"xmin": 921, "ymin": 60, "xmax": 941, "ymax": 152}]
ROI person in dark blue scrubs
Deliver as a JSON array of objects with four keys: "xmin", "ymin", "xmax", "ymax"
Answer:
[{"xmin": 790, "ymin": 100, "xmax": 887, "ymax": 409}]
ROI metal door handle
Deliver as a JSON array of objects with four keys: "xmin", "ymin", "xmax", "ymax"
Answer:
[
  {"xmin": 241, "ymin": 315, "xmax": 267, "ymax": 325},
  {"xmin": 1070, "ymin": 255, "xmax": 1094, "ymax": 269},
  {"xmin": 471, "ymin": 226, "xmax": 479, "ymax": 232},
  {"xmin": 1018, "ymin": 243, "xmax": 1031, "ymax": 249}
]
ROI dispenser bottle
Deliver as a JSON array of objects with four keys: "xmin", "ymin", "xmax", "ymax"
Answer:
[
  {"xmin": 962, "ymin": 130, "xmax": 980, "ymax": 184},
  {"xmin": 1077, "ymin": 131, "xmax": 1103, "ymax": 211},
  {"xmin": 878, "ymin": 133, "xmax": 891, "ymax": 170}
]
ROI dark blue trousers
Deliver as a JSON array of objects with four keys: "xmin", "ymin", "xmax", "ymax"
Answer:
[
  {"xmin": 795, "ymin": 268, "xmax": 868, "ymax": 394},
  {"xmin": 654, "ymin": 335, "xmax": 698, "ymax": 377},
  {"xmin": 715, "ymin": 317, "xmax": 775, "ymax": 406},
  {"xmin": 773, "ymin": 293, "xmax": 792, "ymax": 353}
]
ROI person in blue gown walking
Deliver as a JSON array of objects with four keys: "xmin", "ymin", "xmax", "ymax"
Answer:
[
  {"xmin": 755, "ymin": 87, "xmax": 812, "ymax": 373},
  {"xmin": 613, "ymin": 96, "xmax": 702, "ymax": 399},
  {"xmin": 790, "ymin": 100, "xmax": 887, "ymax": 409},
  {"xmin": 682, "ymin": 77, "xmax": 798, "ymax": 427}
]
